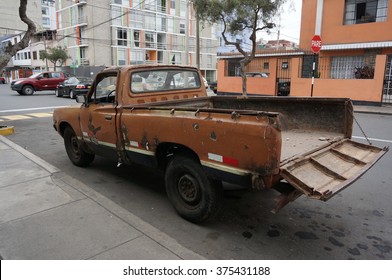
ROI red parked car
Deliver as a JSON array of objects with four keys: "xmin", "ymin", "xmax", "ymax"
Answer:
[
  {"xmin": 10, "ymin": 71, "xmax": 70, "ymax": 95},
  {"xmin": 0, "ymin": 77, "xmax": 6, "ymax": 84}
]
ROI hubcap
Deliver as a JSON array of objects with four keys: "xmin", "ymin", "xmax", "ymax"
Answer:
[{"xmin": 177, "ymin": 174, "xmax": 200, "ymax": 205}]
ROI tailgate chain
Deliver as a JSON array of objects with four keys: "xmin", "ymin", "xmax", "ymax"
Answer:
[{"xmin": 353, "ymin": 115, "xmax": 372, "ymax": 145}]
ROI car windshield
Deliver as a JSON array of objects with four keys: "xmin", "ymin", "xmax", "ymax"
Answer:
[{"xmin": 29, "ymin": 73, "xmax": 42, "ymax": 78}]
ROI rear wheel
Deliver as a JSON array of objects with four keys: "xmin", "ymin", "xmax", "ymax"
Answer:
[
  {"xmin": 165, "ymin": 156, "xmax": 223, "ymax": 223},
  {"xmin": 22, "ymin": 85, "xmax": 34, "ymax": 95},
  {"xmin": 64, "ymin": 126, "xmax": 95, "ymax": 167},
  {"xmin": 69, "ymin": 90, "xmax": 75, "ymax": 99},
  {"xmin": 55, "ymin": 90, "xmax": 62, "ymax": 97}
]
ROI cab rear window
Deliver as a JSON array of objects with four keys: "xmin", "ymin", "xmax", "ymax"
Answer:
[{"xmin": 131, "ymin": 69, "xmax": 201, "ymax": 93}]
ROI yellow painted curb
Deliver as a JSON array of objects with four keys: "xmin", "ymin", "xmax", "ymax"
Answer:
[{"xmin": 0, "ymin": 126, "xmax": 14, "ymax": 135}]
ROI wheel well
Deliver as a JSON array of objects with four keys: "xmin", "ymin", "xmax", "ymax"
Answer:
[
  {"xmin": 22, "ymin": 84, "xmax": 35, "ymax": 90},
  {"xmin": 156, "ymin": 143, "xmax": 200, "ymax": 170},
  {"xmin": 59, "ymin": 122, "xmax": 71, "ymax": 137}
]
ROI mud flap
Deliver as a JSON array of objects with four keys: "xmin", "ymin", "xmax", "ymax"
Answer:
[{"xmin": 279, "ymin": 139, "xmax": 388, "ymax": 202}]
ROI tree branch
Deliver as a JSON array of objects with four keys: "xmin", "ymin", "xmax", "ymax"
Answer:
[{"xmin": 0, "ymin": 0, "xmax": 37, "ymax": 71}]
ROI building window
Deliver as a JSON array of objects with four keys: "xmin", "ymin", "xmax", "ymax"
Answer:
[
  {"xmin": 117, "ymin": 28, "xmax": 127, "ymax": 46},
  {"xmin": 33, "ymin": 51, "xmax": 37, "ymax": 60},
  {"xmin": 133, "ymin": 30, "xmax": 140, "ymax": 47},
  {"xmin": 330, "ymin": 56, "xmax": 369, "ymax": 79},
  {"xmin": 180, "ymin": 22, "xmax": 185, "ymax": 34},
  {"xmin": 42, "ymin": 17, "xmax": 50, "ymax": 27},
  {"xmin": 264, "ymin": 62, "xmax": 269, "ymax": 70},
  {"xmin": 344, "ymin": 0, "xmax": 388, "ymax": 25},
  {"xmin": 145, "ymin": 32, "xmax": 156, "ymax": 48},
  {"xmin": 118, "ymin": 49, "xmax": 127, "ymax": 65}
]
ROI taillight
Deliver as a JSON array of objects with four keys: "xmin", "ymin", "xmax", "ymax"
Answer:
[{"xmin": 76, "ymin": 85, "xmax": 86, "ymax": 89}]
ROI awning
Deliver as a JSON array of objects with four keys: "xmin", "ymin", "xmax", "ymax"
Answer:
[{"xmin": 322, "ymin": 41, "xmax": 392, "ymax": 51}]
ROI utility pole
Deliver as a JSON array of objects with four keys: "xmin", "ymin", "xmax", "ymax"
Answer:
[
  {"xmin": 185, "ymin": 0, "xmax": 189, "ymax": 65},
  {"xmin": 196, "ymin": 12, "xmax": 200, "ymax": 70},
  {"xmin": 43, "ymin": 32, "xmax": 48, "ymax": 71}
]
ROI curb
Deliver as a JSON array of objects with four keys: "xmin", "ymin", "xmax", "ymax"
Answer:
[
  {"xmin": 0, "ymin": 126, "xmax": 14, "ymax": 136},
  {"xmin": 0, "ymin": 135, "xmax": 204, "ymax": 260}
]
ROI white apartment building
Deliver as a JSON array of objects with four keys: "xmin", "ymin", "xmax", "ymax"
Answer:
[{"xmin": 56, "ymin": 0, "xmax": 217, "ymax": 81}]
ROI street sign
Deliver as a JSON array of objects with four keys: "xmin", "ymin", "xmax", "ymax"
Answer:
[{"xmin": 311, "ymin": 35, "xmax": 322, "ymax": 53}]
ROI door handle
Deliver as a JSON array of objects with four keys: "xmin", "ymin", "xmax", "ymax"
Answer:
[{"xmin": 105, "ymin": 115, "xmax": 112, "ymax": 120}]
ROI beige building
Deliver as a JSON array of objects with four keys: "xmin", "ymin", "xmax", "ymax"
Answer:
[
  {"xmin": 0, "ymin": 0, "xmax": 55, "ymax": 36},
  {"xmin": 56, "ymin": 0, "xmax": 218, "ymax": 81}
]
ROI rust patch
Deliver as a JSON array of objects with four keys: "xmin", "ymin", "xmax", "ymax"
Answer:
[
  {"xmin": 87, "ymin": 114, "xmax": 101, "ymax": 144},
  {"xmin": 193, "ymin": 123, "xmax": 200, "ymax": 130},
  {"xmin": 210, "ymin": 131, "xmax": 217, "ymax": 141}
]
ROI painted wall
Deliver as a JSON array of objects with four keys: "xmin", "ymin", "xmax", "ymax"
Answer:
[
  {"xmin": 217, "ymin": 59, "xmax": 277, "ymax": 95},
  {"xmin": 300, "ymin": 0, "xmax": 392, "ymax": 48},
  {"xmin": 217, "ymin": 54, "xmax": 387, "ymax": 103}
]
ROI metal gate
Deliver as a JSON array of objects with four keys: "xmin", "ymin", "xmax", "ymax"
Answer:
[
  {"xmin": 276, "ymin": 58, "xmax": 291, "ymax": 96},
  {"xmin": 382, "ymin": 55, "xmax": 392, "ymax": 104}
]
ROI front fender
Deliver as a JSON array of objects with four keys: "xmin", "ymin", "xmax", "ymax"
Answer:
[{"xmin": 53, "ymin": 106, "xmax": 83, "ymax": 138}]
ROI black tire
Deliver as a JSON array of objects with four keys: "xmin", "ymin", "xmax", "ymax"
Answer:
[
  {"xmin": 55, "ymin": 90, "xmax": 62, "ymax": 97},
  {"xmin": 22, "ymin": 85, "xmax": 34, "ymax": 95},
  {"xmin": 64, "ymin": 126, "xmax": 95, "ymax": 167},
  {"xmin": 165, "ymin": 156, "xmax": 223, "ymax": 223}
]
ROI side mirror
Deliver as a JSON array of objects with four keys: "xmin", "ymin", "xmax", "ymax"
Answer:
[{"xmin": 76, "ymin": 95, "xmax": 86, "ymax": 103}]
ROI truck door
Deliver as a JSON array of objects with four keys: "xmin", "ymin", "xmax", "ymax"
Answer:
[{"xmin": 79, "ymin": 72, "xmax": 119, "ymax": 160}]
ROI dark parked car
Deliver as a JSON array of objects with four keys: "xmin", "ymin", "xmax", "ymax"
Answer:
[
  {"xmin": 277, "ymin": 80, "xmax": 291, "ymax": 96},
  {"xmin": 209, "ymin": 81, "xmax": 217, "ymax": 93},
  {"xmin": 56, "ymin": 76, "xmax": 93, "ymax": 99}
]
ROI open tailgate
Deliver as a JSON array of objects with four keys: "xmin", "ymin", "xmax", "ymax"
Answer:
[{"xmin": 280, "ymin": 139, "xmax": 388, "ymax": 201}]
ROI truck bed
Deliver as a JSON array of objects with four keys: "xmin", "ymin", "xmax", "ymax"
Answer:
[
  {"xmin": 139, "ymin": 95, "xmax": 353, "ymax": 164},
  {"xmin": 281, "ymin": 130, "xmax": 343, "ymax": 161}
]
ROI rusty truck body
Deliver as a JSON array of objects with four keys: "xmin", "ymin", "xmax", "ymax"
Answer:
[{"xmin": 53, "ymin": 65, "xmax": 388, "ymax": 223}]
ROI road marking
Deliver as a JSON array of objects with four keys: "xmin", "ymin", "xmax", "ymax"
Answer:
[
  {"xmin": 26, "ymin": 112, "xmax": 53, "ymax": 118},
  {"xmin": 0, "ymin": 112, "xmax": 53, "ymax": 122},
  {"xmin": 352, "ymin": 136, "xmax": 392, "ymax": 144},
  {"xmin": 0, "ymin": 106, "xmax": 66, "ymax": 113}
]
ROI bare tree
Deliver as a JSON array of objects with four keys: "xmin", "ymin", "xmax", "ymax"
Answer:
[
  {"xmin": 0, "ymin": 0, "xmax": 37, "ymax": 72},
  {"xmin": 194, "ymin": 0, "xmax": 285, "ymax": 97}
]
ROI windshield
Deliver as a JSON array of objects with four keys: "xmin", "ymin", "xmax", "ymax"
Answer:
[{"xmin": 29, "ymin": 73, "xmax": 41, "ymax": 78}]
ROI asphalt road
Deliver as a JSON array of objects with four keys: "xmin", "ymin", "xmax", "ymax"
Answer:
[{"xmin": 1, "ymin": 83, "xmax": 391, "ymax": 260}]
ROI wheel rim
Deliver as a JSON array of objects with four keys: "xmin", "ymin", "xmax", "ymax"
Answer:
[
  {"xmin": 70, "ymin": 90, "xmax": 74, "ymax": 99},
  {"xmin": 24, "ymin": 87, "xmax": 33, "ymax": 95},
  {"xmin": 70, "ymin": 135, "xmax": 81, "ymax": 159},
  {"xmin": 177, "ymin": 174, "xmax": 201, "ymax": 205}
]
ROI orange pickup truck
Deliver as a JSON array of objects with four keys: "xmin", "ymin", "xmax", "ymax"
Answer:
[{"xmin": 53, "ymin": 65, "xmax": 388, "ymax": 223}]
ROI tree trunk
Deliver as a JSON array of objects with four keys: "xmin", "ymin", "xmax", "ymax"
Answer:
[
  {"xmin": 240, "ymin": 60, "xmax": 247, "ymax": 97},
  {"xmin": 239, "ymin": 56, "xmax": 252, "ymax": 97}
]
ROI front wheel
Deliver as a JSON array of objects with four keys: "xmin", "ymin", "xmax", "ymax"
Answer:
[
  {"xmin": 165, "ymin": 156, "xmax": 223, "ymax": 223},
  {"xmin": 64, "ymin": 126, "xmax": 95, "ymax": 167},
  {"xmin": 22, "ymin": 85, "xmax": 34, "ymax": 95}
]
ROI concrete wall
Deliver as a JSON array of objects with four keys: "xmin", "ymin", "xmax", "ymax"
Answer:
[{"xmin": 217, "ymin": 54, "xmax": 387, "ymax": 103}]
